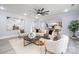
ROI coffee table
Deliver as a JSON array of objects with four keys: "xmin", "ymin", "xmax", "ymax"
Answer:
[
  {"xmin": 23, "ymin": 33, "xmax": 50, "ymax": 46},
  {"xmin": 23, "ymin": 36, "xmax": 40, "ymax": 46}
]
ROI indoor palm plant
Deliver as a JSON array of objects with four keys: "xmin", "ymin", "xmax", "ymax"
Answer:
[{"xmin": 68, "ymin": 20, "xmax": 79, "ymax": 37}]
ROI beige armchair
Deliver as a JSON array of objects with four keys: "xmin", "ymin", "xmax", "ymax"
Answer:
[{"xmin": 45, "ymin": 35, "xmax": 69, "ymax": 54}]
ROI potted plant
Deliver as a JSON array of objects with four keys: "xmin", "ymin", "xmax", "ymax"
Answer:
[{"xmin": 68, "ymin": 20, "xmax": 79, "ymax": 37}]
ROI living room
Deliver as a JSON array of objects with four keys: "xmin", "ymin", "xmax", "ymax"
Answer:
[{"xmin": 0, "ymin": 4, "xmax": 79, "ymax": 54}]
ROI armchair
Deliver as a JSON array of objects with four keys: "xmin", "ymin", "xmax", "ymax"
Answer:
[{"xmin": 45, "ymin": 35, "xmax": 69, "ymax": 54}]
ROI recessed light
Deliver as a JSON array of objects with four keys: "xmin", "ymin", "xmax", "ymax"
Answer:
[
  {"xmin": 64, "ymin": 9, "xmax": 69, "ymax": 12},
  {"xmin": 24, "ymin": 13, "xmax": 27, "ymax": 16},
  {"xmin": 0, "ymin": 6, "xmax": 5, "ymax": 10}
]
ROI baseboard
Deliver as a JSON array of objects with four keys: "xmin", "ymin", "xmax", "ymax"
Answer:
[{"xmin": 0, "ymin": 35, "xmax": 18, "ymax": 40}]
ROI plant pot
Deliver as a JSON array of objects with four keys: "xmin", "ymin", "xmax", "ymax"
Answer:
[{"xmin": 72, "ymin": 33, "xmax": 76, "ymax": 37}]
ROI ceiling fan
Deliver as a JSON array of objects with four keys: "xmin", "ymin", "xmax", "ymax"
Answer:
[{"xmin": 34, "ymin": 8, "xmax": 49, "ymax": 16}]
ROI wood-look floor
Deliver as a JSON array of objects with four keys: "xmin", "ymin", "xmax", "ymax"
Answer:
[{"xmin": 0, "ymin": 38, "xmax": 79, "ymax": 54}]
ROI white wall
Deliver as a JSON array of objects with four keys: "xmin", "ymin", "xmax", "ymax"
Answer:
[
  {"xmin": 0, "ymin": 10, "xmax": 79, "ymax": 39},
  {"xmin": 0, "ymin": 11, "xmax": 26, "ymax": 38},
  {"xmin": 61, "ymin": 12, "xmax": 79, "ymax": 36},
  {"xmin": 0, "ymin": 11, "xmax": 61, "ymax": 39},
  {"xmin": 24, "ymin": 14, "xmax": 61, "ymax": 33}
]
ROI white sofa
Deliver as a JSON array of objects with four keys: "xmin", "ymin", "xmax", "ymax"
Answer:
[{"xmin": 45, "ymin": 34, "xmax": 69, "ymax": 54}]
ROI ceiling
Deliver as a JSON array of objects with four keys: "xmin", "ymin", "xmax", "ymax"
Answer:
[{"xmin": 0, "ymin": 4, "xmax": 79, "ymax": 16}]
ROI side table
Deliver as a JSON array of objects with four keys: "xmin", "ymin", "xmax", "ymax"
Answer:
[{"xmin": 39, "ymin": 38, "xmax": 45, "ymax": 54}]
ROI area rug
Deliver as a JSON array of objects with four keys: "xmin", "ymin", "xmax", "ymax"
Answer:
[
  {"xmin": 9, "ymin": 38, "xmax": 44, "ymax": 54},
  {"xmin": 9, "ymin": 38, "xmax": 79, "ymax": 54}
]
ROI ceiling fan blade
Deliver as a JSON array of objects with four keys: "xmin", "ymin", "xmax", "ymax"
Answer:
[
  {"xmin": 38, "ymin": 9, "xmax": 41, "ymax": 11},
  {"xmin": 41, "ymin": 8, "xmax": 44, "ymax": 11},
  {"xmin": 41, "ymin": 13, "xmax": 45, "ymax": 16},
  {"xmin": 45, "ymin": 13, "xmax": 48, "ymax": 15},
  {"xmin": 44, "ymin": 11, "xmax": 49, "ymax": 12}
]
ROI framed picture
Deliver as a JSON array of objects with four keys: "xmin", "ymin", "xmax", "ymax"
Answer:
[{"xmin": 6, "ymin": 16, "xmax": 24, "ymax": 31}]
